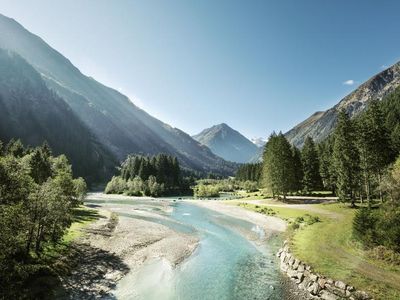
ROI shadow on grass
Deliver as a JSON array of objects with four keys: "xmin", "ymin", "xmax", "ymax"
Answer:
[{"xmin": 71, "ymin": 206, "xmax": 106, "ymax": 224}]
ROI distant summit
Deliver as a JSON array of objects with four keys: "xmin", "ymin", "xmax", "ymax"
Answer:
[{"xmin": 193, "ymin": 123, "xmax": 259, "ymax": 163}]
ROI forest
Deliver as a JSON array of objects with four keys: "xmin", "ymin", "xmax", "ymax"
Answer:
[
  {"xmin": 105, "ymin": 154, "xmax": 193, "ymax": 197},
  {"xmin": 0, "ymin": 139, "xmax": 87, "ymax": 298}
]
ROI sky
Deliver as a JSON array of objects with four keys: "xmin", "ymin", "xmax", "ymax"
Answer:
[{"xmin": 1, "ymin": 0, "xmax": 400, "ymax": 139}]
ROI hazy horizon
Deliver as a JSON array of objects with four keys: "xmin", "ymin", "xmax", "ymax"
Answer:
[{"xmin": 1, "ymin": 0, "xmax": 400, "ymax": 139}]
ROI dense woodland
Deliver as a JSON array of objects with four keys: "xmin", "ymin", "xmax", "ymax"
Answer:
[
  {"xmin": 105, "ymin": 154, "xmax": 192, "ymax": 197},
  {"xmin": 0, "ymin": 139, "xmax": 87, "ymax": 298}
]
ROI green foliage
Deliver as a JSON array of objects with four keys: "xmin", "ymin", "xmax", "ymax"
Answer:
[
  {"xmin": 235, "ymin": 163, "xmax": 262, "ymax": 182},
  {"xmin": 301, "ymin": 137, "xmax": 322, "ymax": 193},
  {"xmin": 0, "ymin": 139, "xmax": 87, "ymax": 298},
  {"xmin": 194, "ymin": 184, "xmax": 221, "ymax": 198},
  {"xmin": 262, "ymin": 132, "xmax": 298, "ymax": 199},
  {"xmin": 105, "ymin": 154, "xmax": 189, "ymax": 197},
  {"xmin": 353, "ymin": 204, "xmax": 400, "ymax": 252},
  {"xmin": 333, "ymin": 110, "xmax": 360, "ymax": 205}
]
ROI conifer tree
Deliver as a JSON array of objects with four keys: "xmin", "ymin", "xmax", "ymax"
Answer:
[
  {"xmin": 333, "ymin": 110, "xmax": 360, "ymax": 206},
  {"xmin": 301, "ymin": 136, "xmax": 322, "ymax": 193},
  {"xmin": 291, "ymin": 146, "xmax": 303, "ymax": 192}
]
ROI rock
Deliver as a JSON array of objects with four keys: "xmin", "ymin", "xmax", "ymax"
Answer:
[
  {"xmin": 335, "ymin": 280, "xmax": 347, "ymax": 290},
  {"xmin": 318, "ymin": 278, "xmax": 326, "ymax": 288},
  {"xmin": 269, "ymin": 285, "xmax": 274, "ymax": 290},
  {"xmin": 309, "ymin": 274, "xmax": 319, "ymax": 282},
  {"xmin": 327, "ymin": 278, "xmax": 334, "ymax": 285},
  {"xmin": 347, "ymin": 285, "xmax": 355, "ymax": 292},
  {"xmin": 306, "ymin": 265, "xmax": 311, "ymax": 271},
  {"xmin": 287, "ymin": 269, "xmax": 298, "ymax": 278},
  {"xmin": 353, "ymin": 290, "xmax": 370, "ymax": 300},
  {"xmin": 297, "ymin": 264, "xmax": 305, "ymax": 272},
  {"xmin": 295, "ymin": 272, "xmax": 304, "ymax": 284},
  {"xmin": 280, "ymin": 263, "xmax": 288, "ymax": 272},
  {"xmin": 320, "ymin": 290, "xmax": 340, "ymax": 300},
  {"xmin": 288, "ymin": 257, "xmax": 295, "ymax": 266},
  {"xmin": 307, "ymin": 281, "xmax": 320, "ymax": 295},
  {"xmin": 293, "ymin": 258, "xmax": 300, "ymax": 269}
]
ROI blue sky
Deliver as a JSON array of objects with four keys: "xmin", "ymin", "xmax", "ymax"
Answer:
[{"xmin": 1, "ymin": 0, "xmax": 400, "ymax": 139}]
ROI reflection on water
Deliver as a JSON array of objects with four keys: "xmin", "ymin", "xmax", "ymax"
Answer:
[{"xmin": 85, "ymin": 195, "xmax": 283, "ymax": 299}]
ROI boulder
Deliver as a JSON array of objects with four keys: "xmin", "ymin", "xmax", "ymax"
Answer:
[
  {"xmin": 309, "ymin": 274, "xmax": 319, "ymax": 282},
  {"xmin": 288, "ymin": 256, "xmax": 295, "ymax": 266},
  {"xmin": 295, "ymin": 272, "xmax": 304, "ymax": 284},
  {"xmin": 293, "ymin": 259, "xmax": 300, "ymax": 269},
  {"xmin": 307, "ymin": 281, "xmax": 320, "ymax": 295},
  {"xmin": 320, "ymin": 290, "xmax": 340, "ymax": 300},
  {"xmin": 318, "ymin": 278, "xmax": 326, "ymax": 288},
  {"xmin": 287, "ymin": 269, "xmax": 298, "ymax": 278},
  {"xmin": 335, "ymin": 280, "xmax": 347, "ymax": 290},
  {"xmin": 353, "ymin": 290, "xmax": 370, "ymax": 300},
  {"xmin": 297, "ymin": 264, "xmax": 305, "ymax": 272}
]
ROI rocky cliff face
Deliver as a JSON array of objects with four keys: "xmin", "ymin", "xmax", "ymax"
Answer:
[{"xmin": 285, "ymin": 61, "xmax": 400, "ymax": 148}]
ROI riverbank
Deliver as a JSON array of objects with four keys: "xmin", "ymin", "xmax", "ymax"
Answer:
[
  {"xmin": 59, "ymin": 197, "xmax": 198, "ymax": 298},
  {"xmin": 230, "ymin": 198, "xmax": 400, "ymax": 300}
]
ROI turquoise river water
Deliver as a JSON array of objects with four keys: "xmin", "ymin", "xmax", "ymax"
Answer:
[{"xmin": 85, "ymin": 196, "xmax": 284, "ymax": 300}]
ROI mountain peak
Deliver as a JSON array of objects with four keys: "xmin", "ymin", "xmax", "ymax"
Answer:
[{"xmin": 193, "ymin": 124, "xmax": 258, "ymax": 163}]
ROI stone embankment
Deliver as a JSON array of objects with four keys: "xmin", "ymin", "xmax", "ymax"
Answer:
[{"xmin": 277, "ymin": 241, "xmax": 372, "ymax": 300}]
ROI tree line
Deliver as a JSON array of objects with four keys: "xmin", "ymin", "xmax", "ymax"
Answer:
[
  {"xmin": 0, "ymin": 139, "xmax": 87, "ymax": 298},
  {"xmin": 105, "ymin": 154, "xmax": 192, "ymax": 197},
  {"xmin": 262, "ymin": 97, "xmax": 399, "ymax": 205},
  {"xmin": 235, "ymin": 163, "xmax": 262, "ymax": 182}
]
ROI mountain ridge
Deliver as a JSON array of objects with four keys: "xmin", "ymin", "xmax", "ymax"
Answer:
[
  {"xmin": 193, "ymin": 123, "xmax": 259, "ymax": 163},
  {"xmin": 0, "ymin": 13, "xmax": 236, "ymax": 176},
  {"xmin": 285, "ymin": 61, "xmax": 400, "ymax": 147}
]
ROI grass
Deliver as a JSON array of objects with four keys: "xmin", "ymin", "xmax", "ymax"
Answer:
[
  {"xmin": 63, "ymin": 206, "xmax": 103, "ymax": 244},
  {"xmin": 231, "ymin": 199, "xmax": 400, "ymax": 299}
]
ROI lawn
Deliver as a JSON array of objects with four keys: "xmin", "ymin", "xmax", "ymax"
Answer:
[{"xmin": 230, "ymin": 199, "xmax": 400, "ymax": 299}]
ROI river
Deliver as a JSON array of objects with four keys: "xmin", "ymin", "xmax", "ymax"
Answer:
[{"xmin": 85, "ymin": 196, "xmax": 285, "ymax": 299}]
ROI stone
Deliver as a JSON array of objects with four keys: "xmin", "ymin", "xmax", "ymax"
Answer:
[
  {"xmin": 306, "ymin": 265, "xmax": 311, "ymax": 271},
  {"xmin": 280, "ymin": 263, "xmax": 288, "ymax": 272},
  {"xmin": 318, "ymin": 278, "xmax": 326, "ymax": 288},
  {"xmin": 347, "ymin": 285, "xmax": 355, "ymax": 292},
  {"xmin": 307, "ymin": 281, "xmax": 320, "ymax": 295},
  {"xmin": 295, "ymin": 272, "xmax": 304, "ymax": 284},
  {"xmin": 288, "ymin": 257, "xmax": 295, "ymax": 266},
  {"xmin": 297, "ymin": 264, "xmax": 305, "ymax": 272},
  {"xmin": 335, "ymin": 280, "xmax": 347, "ymax": 290},
  {"xmin": 309, "ymin": 274, "xmax": 319, "ymax": 282},
  {"xmin": 293, "ymin": 258, "xmax": 300, "ymax": 269},
  {"xmin": 353, "ymin": 290, "xmax": 370, "ymax": 300},
  {"xmin": 327, "ymin": 278, "xmax": 334, "ymax": 285},
  {"xmin": 320, "ymin": 290, "xmax": 340, "ymax": 300},
  {"xmin": 287, "ymin": 269, "xmax": 298, "ymax": 278}
]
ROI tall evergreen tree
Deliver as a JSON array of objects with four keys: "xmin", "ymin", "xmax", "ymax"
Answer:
[
  {"xmin": 356, "ymin": 101, "xmax": 393, "ymax": 204},
  {"xmin": 301, "ymin": 137, "xmax": 322, "ymax": 193},
  {"xmin": 291, "ymin": 146, "xmax": 303, "ymax": 192},
  {"xmin": 263, "ymin": 133, "xmax": 295, "ymax": 200},
  {"xmin": 333, "ymin": 110, "xmax": 360, "ymax": 206}
]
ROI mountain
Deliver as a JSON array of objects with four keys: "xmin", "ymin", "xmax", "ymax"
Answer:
[
  {"xmin": 251, "ymin": 137, "xmax": 267, "ymax": 148},
  {"xmin": 0, "ymin": 14, "xmax": 236, "ymax": 176},
  {"xmin": 193, "ymin": 123, "xmax": 259, "ymax": 163},
  {"xmin": 285, "ymin": 61, "xmax": 400, "ymax": 147},
  {"xmin": 0, "ymin": 49, "xmax": 116, "ymax": 182}
]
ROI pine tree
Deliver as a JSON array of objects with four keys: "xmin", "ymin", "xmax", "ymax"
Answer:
[
  {"xmin": 301, "ymin": 136, "xmax": 322, "ymax": 193},
  {"xmin": 291, "ymin": 146, "xmax": 303, "ymax": 192},
  {"xmin": 356, "ymin": 101, "xmax": 393, "ymax": 204},
  {"xmin": 263, "ymin": 133, "xmax": 295, "ymax": 200},
  {"xmin": 333, "ymin": 110, "xmax": 360, "ymax": 206}
]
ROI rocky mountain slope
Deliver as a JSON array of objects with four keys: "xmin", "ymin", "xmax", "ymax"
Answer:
[
  {"xmin": 0, "ymin": 49, "xmax": 116, "ymax": 182},
  {"xmin": 193, "ymin": 123, "xmax": 259, "ymax": 163},
  {"xmin": 0, "ymin": 14, "xmax": 236, "ymax": 176},
  {"xmin": 285, "ymin": 61, "xmax": 400, "ymax": 147}
]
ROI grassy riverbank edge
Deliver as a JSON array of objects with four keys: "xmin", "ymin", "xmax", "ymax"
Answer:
[{"xmin": 224, "ymin": 199, "xmax": 400, "ymax": 300}]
